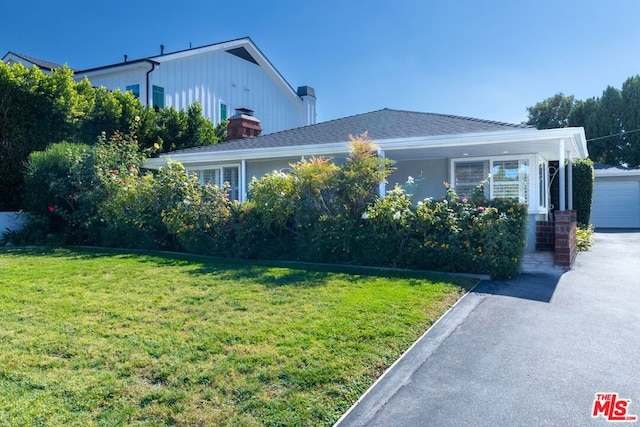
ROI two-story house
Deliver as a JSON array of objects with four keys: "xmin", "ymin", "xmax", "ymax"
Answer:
[{"xmin": 3, "ymin": 37, "xmax": 316, "ymax": 134}]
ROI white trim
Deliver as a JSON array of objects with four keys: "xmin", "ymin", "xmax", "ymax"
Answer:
[
  {"xmin": 240, "ymin": 159, "xmax": 247, "ymax": 202},
  {"xmin": 559, "ymin": 139, "xmax": 566, "ymax": 211},
  {"xmin": 144, "ymin": 127, "xmax": 588, "ymax": 169}
]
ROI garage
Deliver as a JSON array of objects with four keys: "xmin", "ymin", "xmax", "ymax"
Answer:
[{"xmin": 591, "ymin": 167, "xmax": 640, "ymax": 229}]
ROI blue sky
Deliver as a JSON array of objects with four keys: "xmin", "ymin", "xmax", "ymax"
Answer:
[{"xmin": 3, "ymin": 1, "xmax": 640, "ymax": 125}]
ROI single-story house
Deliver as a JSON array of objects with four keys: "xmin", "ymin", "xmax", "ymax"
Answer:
[
  {"xmin": 144, "ymin": 108, "xmax": 588, "ymax": 253},
  {"xmin": 591, "ymin": 165, "xmax": 640, "ymax": 229}
]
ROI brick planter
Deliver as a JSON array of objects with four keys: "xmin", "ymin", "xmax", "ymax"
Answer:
[{"xmin": 554, "ymin": 210, "xmax": 577, "ymax": 267}]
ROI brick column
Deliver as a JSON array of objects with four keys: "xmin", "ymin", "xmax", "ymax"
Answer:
[
  {"xmin": 535, "ymin": 221, "xmax": 555, "ymax": 251},
  {"xmin": 555, "ymin": 210, "xmax": 577, "ymax": 267}
]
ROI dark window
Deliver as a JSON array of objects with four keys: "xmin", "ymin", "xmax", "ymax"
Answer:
[
  {"xmin": 125, "ymin": 84, "xmax": 140, "ymax": 98},
  {"xmin": 152, "ymin": 85, "xmax": 165, "ymax": 109}
]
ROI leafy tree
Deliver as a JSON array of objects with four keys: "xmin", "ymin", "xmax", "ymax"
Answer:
[
  {"xmin": 621, "ymin": 76, "xmax": 640, "ymax": 167},
  {"xmin": 526, "ymin": 93, "xmax": 575, "ymax": 129},
  {"xmin": 0, "ymin": 63, "xmax": 81, "ymax": 209}
]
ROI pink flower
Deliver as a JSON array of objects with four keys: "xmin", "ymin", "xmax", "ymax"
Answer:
[
  {"xmin": 48, "ymin": 205, "xmax": 55, "ymax": 213},
  {"xmin": 477, "ymin": 206, "xmax": 485, "ymax": 212},
  {"xmin": 462, "ymin": 198, "xmax": 468, "ymax": 203}
]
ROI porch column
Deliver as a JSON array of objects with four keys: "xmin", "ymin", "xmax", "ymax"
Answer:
[
  {"xmin": 377, "ymin": 147, "xmax": 386, "ymax": 196},
  {"xmin": 240, "ymin": 159, "xmax": 247, "ymax": 202},
  {"xmin": 558, "ymin": 139, "xmax": 566, "ymax": 211},
  {"xmin": 567, "ymin": 150, "xmax": 573, "ymax": 210}
]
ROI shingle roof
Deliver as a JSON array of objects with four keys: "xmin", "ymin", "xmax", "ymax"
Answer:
[
  {"xmin": 4, "ymin": 52, "xmax": 67, "ymax": 71},
  {"xmin": 169, "ymin": 108, "xmax": 532, "ymax": 155}
]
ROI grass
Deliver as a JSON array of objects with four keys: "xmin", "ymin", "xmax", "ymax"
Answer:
[{"xmin": 0, "ymin": 247, "xmax": 473, "ymax": 426}]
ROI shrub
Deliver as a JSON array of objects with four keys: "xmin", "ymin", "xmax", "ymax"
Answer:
[
  {"xmin": 550, "ymin": 158, "xmax": 594, "ymax": 225},
  {"xmin": 162, "ymin": 164, "xmax": 233, "ymax": 255},
  {"xmin": 576, "ymin": 224, "xmax": 595, "ymax": 251},
  {"xmin": 572, "ymin": 158, "xmax": 594, "ymax": 226}
]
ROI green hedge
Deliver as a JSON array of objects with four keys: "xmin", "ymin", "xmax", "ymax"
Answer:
[
  {"xmin": 550, "ymin": 158, "xmax": 594, "ymax": 225},
  {"xmin": 12, "ymin": 133, "xmax": 529, "ymax": 279}
]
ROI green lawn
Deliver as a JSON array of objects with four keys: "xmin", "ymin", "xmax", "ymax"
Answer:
[{"xmin": 0, "ymin": 247, "xmax": 473, "ymax": 426}]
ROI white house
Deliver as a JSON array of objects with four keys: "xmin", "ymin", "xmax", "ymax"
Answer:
[
  {"xmin": 144, "ymin": 108, "xmax": 588, "ymax": 253},
  {"xmin": 2, "ymin": 37, "xmax": 317, "ymax": 135}
]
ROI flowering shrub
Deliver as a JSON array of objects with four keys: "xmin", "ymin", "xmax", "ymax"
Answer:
[
  {"xmin": 162, "ymin": 164, "xmax": 233, "ymax": 255},
  {"xmin": 15, "ymin": 129, "xmax": 527, "ymax": 279}
]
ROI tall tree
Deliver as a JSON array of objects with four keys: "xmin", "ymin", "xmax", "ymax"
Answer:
[
  {"xmin": 621, "ymin": 76, "xmax": 640, "ymax": 167},
  {"xmin": 526, "ymin": 93, "xmax": 575, "ymax": 129}
]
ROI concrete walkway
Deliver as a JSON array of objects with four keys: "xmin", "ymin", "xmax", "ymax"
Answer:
[{"xmin": 337, "ymin": 231, "xmax": 640, "ymax": 426}]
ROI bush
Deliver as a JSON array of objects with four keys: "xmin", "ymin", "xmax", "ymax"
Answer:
[
  {"xmin": 162, "ymin": 163, "xmax": 233, "ymax": 255},
  {"xmin": 576, "ymin": 224, "xmax": 595, "ymax": 251},
  {"xmin": 550, "ymin": 158, "xmax": 594, "ymax": 225},
  {"xmin": 15, "ymin": 129, "xmax": 528, "ymax": 279},
  {"xmin": 572, "ymin": 158, "xmax": 594, "ymax": 226}
]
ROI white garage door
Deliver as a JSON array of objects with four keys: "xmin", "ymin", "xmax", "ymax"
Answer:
[{"xmin": 591, "ymin": 180, "xmax": 640, "ymax": 228}]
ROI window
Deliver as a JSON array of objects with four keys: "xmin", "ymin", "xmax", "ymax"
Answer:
[
  {"xmin": 454, "ymin": 161, "xmax": 489, "ymax": 198},
  {"xmin": 152, "ymin": 85, "xmax": 165, "ymax": 109},
  {"xmin": 190, "ymin": 166, "xmax": 240, "ymax": 201},
  {"xmin": 125, "ymin": 84, "xmax": 140, "ymax": 98},
  {"xmin": 220, "ymin": 103, "xmax": 228, "ymax": 121},
  {"xmin": 538, "ymin": 160, "xmax": 547, "ymax": 209},
  {"xmin": 452, "ymin": 156, "xmax": 533, "ymax": 205},
  {"xmin": 492, "ymin": 160, "xmax": 529, "ymax": 203}
]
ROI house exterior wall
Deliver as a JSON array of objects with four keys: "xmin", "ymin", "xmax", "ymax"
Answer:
[
  {"xmin": 390, "ymin": 159, "xmax": 448, "ymax": 200},
  {"xmin": 79, "ymin": 65, "xmax": 151, "ymax": 102},
  {"xmin": 77, "ymin": 50, "xmax": 311, "ymax": 135}
]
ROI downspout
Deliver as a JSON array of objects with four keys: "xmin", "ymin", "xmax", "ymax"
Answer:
[{"xmin": 145, "ymin": 61, "xmax": 156, "ymax": 107}]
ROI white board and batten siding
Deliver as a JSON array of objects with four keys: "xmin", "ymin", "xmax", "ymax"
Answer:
[
  {"xmin": 591, "ymin": 167, "xmax": 640, "ymax": 229},
  {"xmin": 75, "ymin": 39, "xmax": 315, "ymax": 135},
  {"xmin": 152, "ymin": 49, "xmax": 307, "ymax": 134}
]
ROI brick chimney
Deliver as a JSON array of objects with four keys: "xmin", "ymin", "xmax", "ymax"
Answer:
[{"xmin": 227, "ymin": 108, "xmax": 262, "ymax": 140}]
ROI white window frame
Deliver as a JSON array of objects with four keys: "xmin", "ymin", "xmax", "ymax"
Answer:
[
  {"xmin": 450, "ymin": 154, "xmax": 546, "ymax": 214},
  {"xmin": 188, "ymin": 164, "xmax": 241, "ymax": 201}
]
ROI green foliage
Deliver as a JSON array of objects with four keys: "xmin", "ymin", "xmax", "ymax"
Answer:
[
  {"xmin": 526, "ymin": 93, "xmax": 575, "ymax": 129},
  {"xmin": 528, "ymin": 75, "xmax": 640, "ymax": 167},
  {"xmin": 162, "ymin": 162, "xmax": 233, "ymax": 255},
  {"xmin": 0, "ymin": 60, "xmax": 224, "ymax": 210},
  {"xmin": 576, "ymin": 224, "xmax": 595, "ymax": 251},
  {"xmin": 15, "ymin": 129, "xmax": 527, "ymax": 278},
  {"xmin": 0, "ymin": 63, "xmax": 81, "ymax": 209},
  {"xmin": 571, "ymin": 158, "xmax": 595, "ymax": 226},
  {"xmin": 549, "ymin": 158, "xmax": 594, "ymax": 226}
]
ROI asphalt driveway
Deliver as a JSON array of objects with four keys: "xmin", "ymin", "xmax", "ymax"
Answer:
[{"xmin": 337, "ymin": 231, "xmax": 640, "ymax": 426}]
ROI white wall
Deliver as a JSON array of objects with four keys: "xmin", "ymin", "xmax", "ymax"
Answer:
[
  {"xmin": 78, "ymin": 50, "xmax": 310, "ymax": 135},
  {"xmin": 152, "ymin": 50, "xmax": 306, "ymax": 134}
]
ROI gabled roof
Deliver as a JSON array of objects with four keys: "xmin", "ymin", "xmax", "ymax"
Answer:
[
  {"xmin": 169, "ymin": 108, "xmax": 533, "ymax": 155},
  {"xmin": 75, "ymin": 37, "xmax": 301, "ymax": 100},
  {"xmin": 2, "ymin": 51, "xmax": 67, "ymax": 71}
]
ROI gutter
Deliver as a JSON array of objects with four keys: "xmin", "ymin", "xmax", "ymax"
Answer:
[{"xmin": 145, "ymin": 61, "xmax": 156, "ymax": 106}]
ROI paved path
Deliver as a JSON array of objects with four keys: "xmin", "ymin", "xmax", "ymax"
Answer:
[{"xmin": 337, "ymin": 232, "xmax": 640, "ymax": 426}]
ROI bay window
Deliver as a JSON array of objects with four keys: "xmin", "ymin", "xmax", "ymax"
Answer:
[{"xmin": 452, "ymin": 155, "xmax": 541, "ymax": 208}]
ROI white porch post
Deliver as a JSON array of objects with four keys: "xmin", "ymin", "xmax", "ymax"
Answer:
[
  {"xmin": 567, "ymin": 150, "xmax": 573, "ymax": 210},
  {"xmin": 558, "ymin": 139, "xmax": 566, "ymax": 211},
  {"xmin": 240, "ymin": 159, "xmax": 247, "ymax": 202},
  {"xmin": 377, "ymin": 147, "xmax": 386, "ymax": 196}
]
